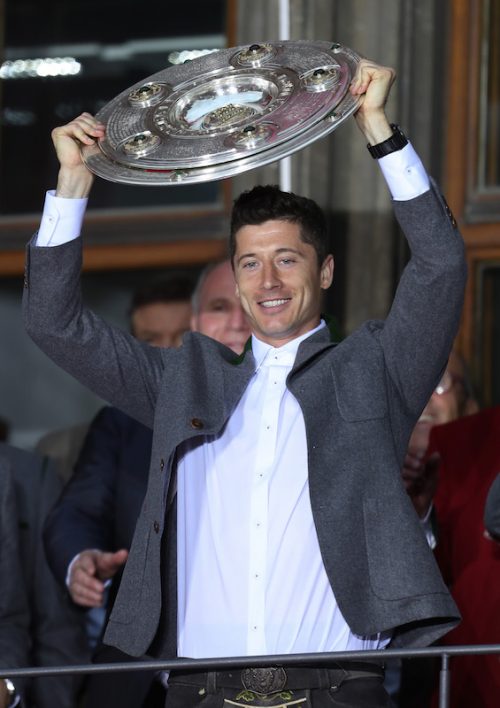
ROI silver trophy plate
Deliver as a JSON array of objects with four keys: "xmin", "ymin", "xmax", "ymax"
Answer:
[{"xmin": 81, "ymin": 40, "xmax": 362, "ymax": 185}]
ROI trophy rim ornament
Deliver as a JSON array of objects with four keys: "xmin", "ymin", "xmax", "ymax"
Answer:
[{"xmin": 81, "ymin": 40, "xmax": 362, "ymax": 186}]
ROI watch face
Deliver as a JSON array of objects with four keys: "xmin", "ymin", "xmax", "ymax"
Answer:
[
  {"xmin": 3, "ymin": 678, "xmax": 16, "ymax": 697},
  {"xmin": 81, "ymin": 40, "xmax": 362, "ymax": 185}
]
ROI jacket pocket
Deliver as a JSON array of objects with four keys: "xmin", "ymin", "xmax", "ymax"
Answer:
[{"xmin": 363, "ymin": 495, "xmax": 445, "ymax": 600}]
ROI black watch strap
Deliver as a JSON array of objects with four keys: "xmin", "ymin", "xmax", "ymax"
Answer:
[{"xmin": 367, "ymin": 123, "xmax": 408, "ymax": 159}]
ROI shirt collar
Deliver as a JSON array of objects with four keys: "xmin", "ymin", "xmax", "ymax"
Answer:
[{"xmin": 251, "ymin": 320, "xmax": 326, "ymax": 370}]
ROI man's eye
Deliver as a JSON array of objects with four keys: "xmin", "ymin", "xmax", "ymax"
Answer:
[
  {"xmin": 242, "ymin": 261, "xmax": 257, "ymax": 269},
  {"xmin": 208, "ymin": 300, "xmax": 229, "ymax": 312},
  {"xmin": 280, "ymin": 258, "xmax": 296, "ymax": 265}
]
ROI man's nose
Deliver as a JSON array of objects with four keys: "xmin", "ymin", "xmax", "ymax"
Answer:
[{"xmin": 260, "ymin": 262, "xmax": 280, "ymax": 289}]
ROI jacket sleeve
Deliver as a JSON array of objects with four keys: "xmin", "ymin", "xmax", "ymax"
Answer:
[
  {"xmin": 378, "ymin": 180, "xmax": 467, "ymax": 418},
  {"xmin": 23, "ymin": 236, "xmax": 170, "ymax": 429},
  {"xmin": 43, "ymin": 406, "xmax": 127, "ymax": 586},
  {"xmin": 0, "ymin": 465, "xmax": 30, "ymax": 674},
  {"xmin": 29, "ymin": 457, "xmax": 90, "ymax": 708}
]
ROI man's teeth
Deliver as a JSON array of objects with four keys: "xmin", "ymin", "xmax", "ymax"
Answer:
[{"xmin": 261, "ymin": 299, "xmax": 289, "ymax": 308}]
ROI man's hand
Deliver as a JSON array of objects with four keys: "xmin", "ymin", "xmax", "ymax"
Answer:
[
  {"xmin": 51, "ymin": 112, "xmax": 105, "ymax": 199},
  {"xmin": 350, "ymin": 59, "xmax": 396, "ymax": 145},
  {"xmin": 402, "ymin": 420, "xmax": 440, "ymax": 518},
  {"xmin": 68, "ymin": 548, "xmax": 128, "ymax": 607},
  {"xmin": 403, "ymin": 452, "xmax": 440, "ymax": 519}
]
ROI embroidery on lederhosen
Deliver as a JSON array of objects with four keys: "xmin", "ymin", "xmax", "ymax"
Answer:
[{"xmin": 223, "ymin": 693, "xmax": 308, "ymax": 708}]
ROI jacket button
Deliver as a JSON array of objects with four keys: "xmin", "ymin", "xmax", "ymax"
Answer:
[
  {"xmin": 441, "ymin": 196, "xmax": 457, "ymax": 228},
  {"xmin": 190, "ymin": 418, "xmax": 204, "ymax": 430},
  {"xmin": 160, "ymin": 458, "xmax": 164, "ymax": 471},
  {"xmin": 153, "ymin": 521, "xmax": 160, "ymax": 533}
]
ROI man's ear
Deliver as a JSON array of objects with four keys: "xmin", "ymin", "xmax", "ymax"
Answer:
[{"xmin": 320, "ymin": 254, "xmax": 334, "ymax": 289}]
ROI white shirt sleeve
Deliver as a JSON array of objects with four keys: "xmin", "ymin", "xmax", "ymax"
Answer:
[
  {"xmin": 35, "ymin": 190, "xmax": 88, "ymax": 246},
  {"xmin": 34, "ymin": 143, "xmax": 427, "ymax": 246},
  {"xmin": 378, "ymin": 142, "xmax": 431, "ymax": 201}
]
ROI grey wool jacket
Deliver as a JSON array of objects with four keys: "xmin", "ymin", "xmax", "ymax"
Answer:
[{"xmin": 24, "ymin": 181, "xmax": 466, "ymax": 657}]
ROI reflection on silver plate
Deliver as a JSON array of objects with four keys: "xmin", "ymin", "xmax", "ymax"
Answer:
[{"xmin": 81, "ymin": 40, "xmax": 362, "ymax": 185}]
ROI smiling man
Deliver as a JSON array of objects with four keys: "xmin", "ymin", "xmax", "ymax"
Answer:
[
  {"xmin": 232, "ymin": 206, "xmax": 333, "ymax": 345},
  {"xmin": 24, "ymin": 57, "xmax": 466, "ymax": 708}
]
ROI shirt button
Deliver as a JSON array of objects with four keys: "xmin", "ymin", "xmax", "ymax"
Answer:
[
  {"xmin": 190, "ymin": 417, "xmax": 204, "ymax": 430},
  {"xmin": 153, "ymin": 521, "xmax": 160, "ymax": 533},
  {"xmin": 160, "ymin": 458, "xmax": 165, "ymax": 471}
]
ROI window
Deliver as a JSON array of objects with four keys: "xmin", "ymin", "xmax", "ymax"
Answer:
[{"xmin": 0, "ymin": 0, "xmax": 230, "ymax": 255}]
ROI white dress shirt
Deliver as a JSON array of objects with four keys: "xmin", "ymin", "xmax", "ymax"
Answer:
[{"xmin": 176, "ymin": 325, "xmax": 390, "ymax": 658}]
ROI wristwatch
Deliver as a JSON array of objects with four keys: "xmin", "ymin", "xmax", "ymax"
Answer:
[
  {"xmin": 2, "ymin": 679, "xmax": 19, "ymax": 708},
  {"xmin": 367, "ymin": 123, "xmax": 408, "ymax": 159}
]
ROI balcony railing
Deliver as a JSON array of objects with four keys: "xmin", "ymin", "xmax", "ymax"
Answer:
[{"xmin": 2, "ymin": 643, "xmax": 500, "ymax": 708}]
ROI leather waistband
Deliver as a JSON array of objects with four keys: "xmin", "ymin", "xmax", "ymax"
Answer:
[{"xmin": 169, "ymin": 662, "xmax": 385, "ymax": 693}]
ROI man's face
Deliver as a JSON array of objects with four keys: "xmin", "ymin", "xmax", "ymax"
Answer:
[
  {"xmin": 408, "ymin": 351, "xmax": 475, "ymax": 457},
  {"xmin": 191, "ymin": 261, "xmax": 250, "ymax": 354},
  {"xmin": 419, "ymin": 352, "xmax": 468, "ymax": 428},
  {"xmin": 233, "ymin": 219, "xmax": 333, "ymax": 347},
  {"xmin": 131, "ymin": 300, "xmax": 192, "ymax": 348}
]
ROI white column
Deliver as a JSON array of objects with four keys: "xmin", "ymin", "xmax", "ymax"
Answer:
[{"xmin": 278, "ymin": 0, "xmax": 292, "ymax": 192}]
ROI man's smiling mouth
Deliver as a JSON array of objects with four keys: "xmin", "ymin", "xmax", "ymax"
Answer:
[{"xmin": 260, "ymin": 298, "xmax": 291, "ymax": 308}]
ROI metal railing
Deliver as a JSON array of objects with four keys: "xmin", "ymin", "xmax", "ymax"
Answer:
[{"xmin": 2, "ymin": 644, "xmax": 499, "ymax": 708}]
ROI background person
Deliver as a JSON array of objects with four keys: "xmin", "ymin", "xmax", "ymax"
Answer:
[
  {"xmin": 426, "ymin": 408, "xmax": 500, "ymax": 708},
  {"xmin": 395, "ymin": 349, "xmax": 478, "ymax": 707},
  {"xmin": 0, "ymin": 443, "xmax": 89, "ymax": 708},
  {"xmin": 0, "ymin": 466, "xmax": 29, "ymax": 708},
  {"xmin": 402, "ymin": 347, "xmax": 479, "ymax": 526}
]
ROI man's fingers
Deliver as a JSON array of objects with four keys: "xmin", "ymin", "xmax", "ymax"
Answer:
[
  {"xmin": 52, "ymin": 113, "xmax": 105, "ymax": 147},
  {"xmin": 69, "ymin": 557, "xmax": 106, "ymax": 607},
  {"xmin": 69, "ymin": 582, "xmax": 104, "ymax": 607},
  {"xmin": 95, "ymin": 549, "xmax": 129, "ymax": 579},
  {"xmin": 66, "ymin": 548, "xmax": 128, "ymax": 607},
  {"xmin": 350, "ymin": 60, "xmax": 395, "ymax": 96}
]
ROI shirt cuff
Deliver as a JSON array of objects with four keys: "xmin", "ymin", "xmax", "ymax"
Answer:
[
  {"xmin": 419, "ymin": 503, "xmax": 437, "ymax": 550},
  {"xmin": 378, "ymin": 143, "xmax": 431, "ymax": 201},
  {"xmin": 35, "ymin": 190, "xmax": 88, "ymax": 246},
  {"xmin": 66, "ymin": 553, "xmax": 81, "ymax": 588}
]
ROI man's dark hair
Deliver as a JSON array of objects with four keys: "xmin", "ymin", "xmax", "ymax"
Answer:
[
  {"xmin": 229, "ymin": 185, "xmax": 330, "ymax": 266},
  {"xmin": 129, "ymin": 274, "xmax": 196, "ymax": 316}
]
